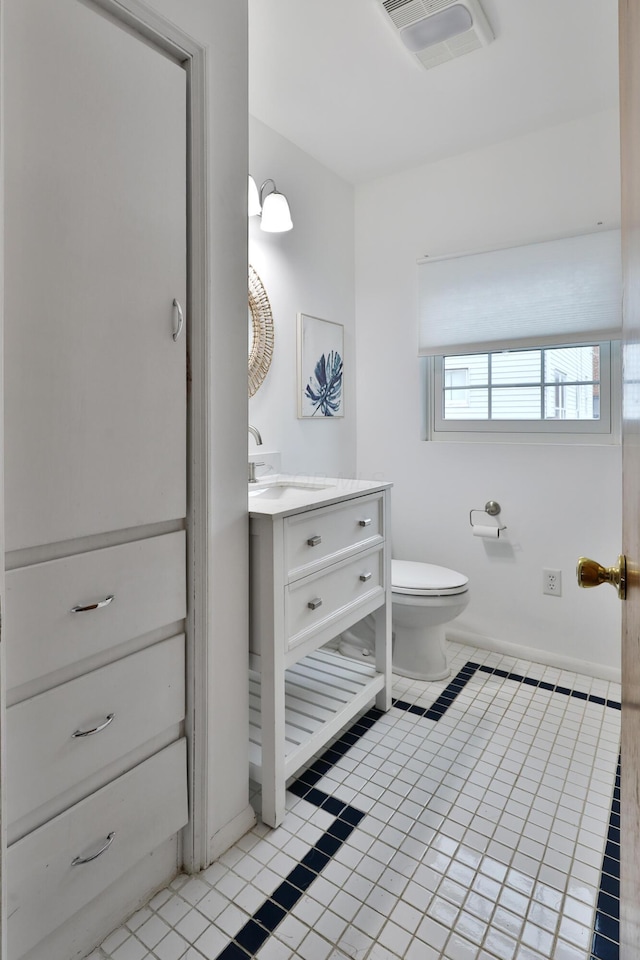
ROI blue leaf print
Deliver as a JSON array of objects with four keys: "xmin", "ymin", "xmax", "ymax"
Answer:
[{"xmin": 305, "ymin": 350, "xmax": 343, "ymax": 416}]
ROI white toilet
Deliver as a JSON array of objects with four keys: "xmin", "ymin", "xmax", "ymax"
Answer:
[{"xmin": 338, "ymin": 559, "xmax": 470, "ymax": 681}]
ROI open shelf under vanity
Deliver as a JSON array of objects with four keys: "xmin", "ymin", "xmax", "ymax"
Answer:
[{"xmin": 249, "ymin": 647, "xmax": 385, "ymax": 786}]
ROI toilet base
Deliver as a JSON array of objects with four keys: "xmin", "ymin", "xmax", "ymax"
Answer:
[
  {"xmin": 337, "ymin": 634, "xmax": 375, "ymax": 661},
  {"xmin": 391, "ymin": 660, "xmax": 451, "ymax": 682},
  {"xmin": 337, "ymin": 621, "xmax": 452, "ymax": 682},
  {"xmin": 391, "ymin": 620, "xmax": 451, "ymax": 682}
]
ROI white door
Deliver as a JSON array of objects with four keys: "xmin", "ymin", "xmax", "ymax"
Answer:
[
  {"xmin": 619, "ymin": 1, "xmax": 640, "ymax": 954},
  {"xmin": 3, "ymin": 0, "xmax": 187, "ymax": 552}
]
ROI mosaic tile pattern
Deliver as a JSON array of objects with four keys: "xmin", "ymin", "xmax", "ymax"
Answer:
[{"xmin": 93, "ymin": 642, "xmax": 621, "ymax": 960}]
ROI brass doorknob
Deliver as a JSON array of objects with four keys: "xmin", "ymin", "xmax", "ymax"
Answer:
[{"xmin": 576, "ymin": 555, "xmax": 626, "ymax": 599}]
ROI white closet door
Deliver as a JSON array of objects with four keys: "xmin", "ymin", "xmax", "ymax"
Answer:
[{"xmin": 4, "ymin": 0, "xmax": 187, "ymax": 551}]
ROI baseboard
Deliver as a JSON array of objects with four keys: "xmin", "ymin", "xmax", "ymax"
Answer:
[
  {"xmin": 447, "ymin": 626, "xmax": 622, "ymax": 684},
  {"xmin": 207, "ymin": 803, "xmax": 256, "ymax": 863}
]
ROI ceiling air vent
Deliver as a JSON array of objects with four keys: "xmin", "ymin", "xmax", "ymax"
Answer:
[{"xmin": 380, "ymin": 0, "xmax": 494, "ymax": 70}]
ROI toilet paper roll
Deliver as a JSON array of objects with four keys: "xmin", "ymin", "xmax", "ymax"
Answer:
[{"xmin": 472, "ymin": 524, "xmax": 500, "ymax": 539}]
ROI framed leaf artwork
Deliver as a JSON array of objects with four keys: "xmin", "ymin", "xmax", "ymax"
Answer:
[{"xmin": 297, "ymin": 314, "xmax": 344, "ymax": 418}]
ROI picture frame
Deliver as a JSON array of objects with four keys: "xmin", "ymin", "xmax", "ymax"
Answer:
[{"xmin": 297, "ymin": 313, "xmax": 344, "ymax": 418}]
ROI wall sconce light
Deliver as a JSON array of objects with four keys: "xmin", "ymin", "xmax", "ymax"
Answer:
[
  {"xmin": 248, "ymin": 175, "xmax": 261, "ymax": 217},
  {"xmin": 248, "ymin": 175, "xmax": 293, "ymax": 233}
]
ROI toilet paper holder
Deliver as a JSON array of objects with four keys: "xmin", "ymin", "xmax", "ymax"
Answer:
[{"xmin": 469, "ymin": 500, "xmax": 507, "ymax": 532}]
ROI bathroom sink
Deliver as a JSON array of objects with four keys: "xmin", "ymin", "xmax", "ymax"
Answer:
[{"xmin": 248, "ymin": 478, "xmax": 334, "ymax": 500}]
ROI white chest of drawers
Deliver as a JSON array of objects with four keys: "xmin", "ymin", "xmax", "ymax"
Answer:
[
  {"xmin": 249, "ymin": 478, "xmax": 392, "ymax": 827},
  {"xmin": 4, "ymin": 532, "xmax": 189, "ymax": 959}
]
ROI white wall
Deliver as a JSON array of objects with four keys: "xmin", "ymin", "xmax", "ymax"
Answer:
[
  {"xmin": 249, "ymin": 117, "xmax": 356, "ymax": 478},
  {"xmin": 355, "ymin": 110, "xmax": 623, "ymax": 677}
]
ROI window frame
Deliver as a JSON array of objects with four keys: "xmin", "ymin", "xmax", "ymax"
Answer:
[
  {"xmin": 424, "ymin": 340, "xmax": 620, "ymax": 444},
  {"xmin": 552, "ymin": 369, "xmax": 568, "ymax": 420}
]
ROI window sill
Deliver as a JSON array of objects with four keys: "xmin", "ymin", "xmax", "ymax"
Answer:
[{"xmin": 424, "ymin": 430, "xmax": 620, "ymax": 446}]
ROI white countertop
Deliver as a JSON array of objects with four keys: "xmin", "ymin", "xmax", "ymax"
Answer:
[{"xmin": 248, "ymin": 474, "xmax": 392, "ymax": 518}]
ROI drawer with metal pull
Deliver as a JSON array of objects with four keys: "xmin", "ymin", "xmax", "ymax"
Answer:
[
  {"xmin": 6, "ymin": 634, "xmax": 185, "ymax": 828},
  {"xmin": 7, "ymin": 738, "xmax": 188, "ymax": 960},
  {"xmin": 285, "ymin": 545, "xmax": 384, "ymax": 651},
  {"xmin": 284, "ymin": 492, "xmax": 384, "ymax": 580},
  {"xmin": 5, "ymin": 531, "xmax": 186, "ymax": 692}
]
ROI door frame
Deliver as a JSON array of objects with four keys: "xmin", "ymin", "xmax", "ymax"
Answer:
[{"xmin": 619, "ymin": 1, "xmax": 640, "ymax": 954}]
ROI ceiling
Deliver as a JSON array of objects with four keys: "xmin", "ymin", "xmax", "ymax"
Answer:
[{"xmin": 248, "ymin": 0, "xmax": 619, "ymax": 185}]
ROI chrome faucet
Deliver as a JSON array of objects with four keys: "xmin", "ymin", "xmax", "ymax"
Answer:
[
  {"xmin": 248, "ymin": 424, "xmax": 263, "ymax": 446},
  {"xmin": 248, "ymin": 425, "xmax": 264, "ymax": 483}
]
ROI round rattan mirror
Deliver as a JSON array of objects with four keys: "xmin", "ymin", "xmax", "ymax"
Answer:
[{"xmin": 248, "ymin": 265, "xmax": 275, "ymax": 397}]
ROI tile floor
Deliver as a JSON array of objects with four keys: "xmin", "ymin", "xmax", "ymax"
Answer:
[{"xmin": 91, "ymin": 641, "xmax": 621, "ymax": 960}]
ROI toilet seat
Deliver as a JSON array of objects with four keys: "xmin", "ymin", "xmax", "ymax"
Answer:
[{"xmin": 392, "ymin": 559, "xmax": 469, "ymax": 597}]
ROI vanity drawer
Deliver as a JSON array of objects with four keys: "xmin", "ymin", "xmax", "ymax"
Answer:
[
  {"xmin": 284, "ymin": 492, "xmax": 384, "ymax": 580},
  {"xmin": 7, "ymin": 738, "xmax": 188, "ymax": 960},
  {"xmin": 285, "ymin": 546, "xmax": 384, "ymax": 651},
  {"xmin": 6, "ymin": 635, "xmax": 185, "ymax": 828},
  {"xmin": 5, "ymin": 531, "xmax": 186, "ymax": 691}
]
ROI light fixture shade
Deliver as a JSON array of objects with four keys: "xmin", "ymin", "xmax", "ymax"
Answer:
[
  {"xmin": 260, "ymin": 191, "xmax": 293, "ymax": 233},
  {"xmin": 248, "ymin": 175, "xmax": 261, "ymax": 217},
  {"xmin": 400, "ymin": 4, "xmax": 473, "ymax": 52}
]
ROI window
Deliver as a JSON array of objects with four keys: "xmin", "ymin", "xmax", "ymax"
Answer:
[
  {"xmin": 417, "ymin": 230, "xmax": 621, "ymax": 443},
  {"xmin": 428, "ymin": 341, "xmax": 615, "ymax": 438}
]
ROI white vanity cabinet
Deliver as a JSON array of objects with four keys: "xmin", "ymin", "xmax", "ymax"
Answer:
[{"xmin": 249, "ymin": 480, "xmax": 392, "ymax": 827}]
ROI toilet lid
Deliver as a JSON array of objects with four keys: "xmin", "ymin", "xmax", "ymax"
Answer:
[{"xmin": 392, "ymin": 559, "xmax": 469, "ymax": 597}]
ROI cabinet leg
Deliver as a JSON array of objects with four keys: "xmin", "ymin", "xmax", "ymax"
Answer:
[
  {"xmin": 374, "ymin": 601, "xmax": 392, "ymax": 712},
  {"xmin": 260, "ymin": 779, "xmax": 286, "ymax": 829},
  {"xmin": 260, "ymin": 663, "xmax": 287, "ymax": 828}
]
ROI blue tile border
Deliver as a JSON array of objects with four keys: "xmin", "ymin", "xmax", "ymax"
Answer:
[
  {"xmin": 393, "ymin": 661, "xmax": 480, "ymax": 720},
  {"xmin": 214, "ymin": 665, "xmax": 621, "ymax": 959},
  {"xmin": 591, "ymin": 755, "xmax": 621, "ymax": 960},
  {"xmin": 212, "ymin": 710, "xmax": 377, "ymax": 958},
  {"xmin": 213, "ymin": 804, "xmax": 365, "ymax": 958},
  {"xmin": 476, "ymin": 663, "xmax": 621, "ymax": 710},
  {"xmin": 393, "ymin": 661, "xmax": 621, "ymax": 723}
]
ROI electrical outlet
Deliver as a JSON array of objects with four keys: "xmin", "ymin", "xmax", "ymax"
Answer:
[{"xmin": 543, "ymin": 568, "xmax": 562, "ymax": 596}]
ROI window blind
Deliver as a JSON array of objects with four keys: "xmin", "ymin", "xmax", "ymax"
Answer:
[{"xmin": 417, "ymin": 229, "xmax": 622, "ymax": 357}]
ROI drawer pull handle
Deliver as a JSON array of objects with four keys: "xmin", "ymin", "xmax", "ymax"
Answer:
[
  {"xmin": 359, "ymin": 518, "xmax": 372, "ymax": 527},
  {"xmin": 308, "ymin": 598, "xmax": 323, "ymax": 610},
  {"xmin": 72, "ymin": 714, "xmax": 115, "ymax": 739},
  {"xmin": 71, "ymin": 594, "xmax": 114, "ymax": 614},
  {"xmin": 71, "ymin": 832, "xmax": 115, "ymax": 866},
  {"xmin": 359, "ymin": 573, "xmax": 373, "ymax": 582},
  {"xmin": 307, "ymin": 535, "xmax": 322, "ymax": 547}
]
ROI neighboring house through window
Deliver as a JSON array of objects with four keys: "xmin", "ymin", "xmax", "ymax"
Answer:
[
  {"xmin": 443, "ymin": 366, "xmax": 469, "ymax": 408},
  {"xmin": 432, "ymin": 342, "xmax": 612, "ymax": 436}
]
